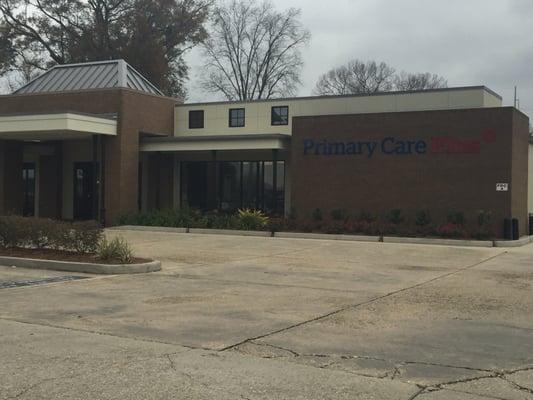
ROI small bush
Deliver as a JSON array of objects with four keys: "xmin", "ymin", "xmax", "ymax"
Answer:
[
  {"xmin": 447, "ymin": 211, "xmax": 466, "ymax": 226},
  {"xmin": 477, "ymin": 210, "xmax": 492, "ymax": 227},
  {"xmin": 69, "ymin": 221, "xmax": 103, "ymax": 253},
  {"xmin": 330, "ymin": 209, "xmax": 348, "ymax": 222},
  {"xmin": 386, "ymin": 209, "xmax": 405, "ymax": 225},
  {"xmin": 358, "ymin": 211, "xmax": 377, "ymax": 223},
  {"xmin": 311, "ymin": 208, "xmax": 323, "ymax": 222},
  {"xmin": 97, "ymin": 236, "xmax": 134, "ymax": 264},
  {"xmin": 0, "ymin": 216, "xmax": 102, "ymax": 253},
  {"xmin": 437, "ymin": 223, "xmax": 465, "ymax": 238},
  {"xmin": 415, "ymin": 209, "xmax": 431, "ymax": 227},
  {"xmin": 0, "ymin": 216, "xmax": 23, "ymax": 248},
  {"xmin": 237, "ymin": 209, "xmax": 269, "ymax": 230}
]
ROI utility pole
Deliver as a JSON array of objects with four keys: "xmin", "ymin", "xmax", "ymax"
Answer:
[{"xmin": 514, "ymin": 86, "xmax": 517, "ymax": 108}]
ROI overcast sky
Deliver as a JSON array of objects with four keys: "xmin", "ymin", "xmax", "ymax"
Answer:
[{"xmin": 185, "ymin": 0, "xmax": 533, "ymax": 116}]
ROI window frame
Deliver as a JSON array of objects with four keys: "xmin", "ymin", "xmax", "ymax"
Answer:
[
  {"xmin": 229, "ymin": 108, "xmax": 246, "ymax": 128},
  {"xmin": 271, "ymin": 106, "xmax": 289, "ymax": 126},
  {"xmin": 188, "ymin": 110, "xmax": 204, "ymax": 129}
]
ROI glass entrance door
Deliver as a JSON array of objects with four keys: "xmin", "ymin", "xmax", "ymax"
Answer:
[
  {"xmin": 22, "ymin": 162, "xmax": 36, "ymax": 217},
  {"xmin": 73, "ymin": 162, "xmax": 95, "ymax": 220}
]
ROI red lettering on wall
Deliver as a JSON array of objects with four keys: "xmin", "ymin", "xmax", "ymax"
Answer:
[{"xmin": 430, "ymin": 136, "xmax": 481, "ymax": 154}]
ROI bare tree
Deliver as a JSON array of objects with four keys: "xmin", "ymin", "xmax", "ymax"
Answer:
[
  {"xmin": 314, "ymin": 60, "xmax": 395, "ymax": 96},
  {"xmin": 201, "ymin": 0, "xmax": 310, "ymax": 101},
  {"xmin": 394, "ymin": 72, "xmax": 447, "ymax": 91},
  {"xmin": 314, "ymin": 59, "xmax": 447, "ymax": 95}
]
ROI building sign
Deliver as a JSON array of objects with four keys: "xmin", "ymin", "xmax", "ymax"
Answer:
[
  {"xmin": 303, "ymin": 130, "xmax": 496, "ymax": 157},
  {"xmin": 496, "ymin": 183, "xmax": 509, "ymax": 192}
]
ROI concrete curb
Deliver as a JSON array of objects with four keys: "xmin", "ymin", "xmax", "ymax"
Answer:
[
  {"xmin": 382, "ymin": 236, "xmax": 494, "ymax": 248},
  {"xmin": 108, "ymin": 226, "xmax": 188, "ymax": 234},
  {"xmin": 493, "ymin": 236, "xmax": 531, "ymax": 248},
  {"xmin": 110, "ymin": 226, "xmax": 533, "ymax": 249},
  {"xmin": 274, "ymin": 232, "xmax": 380, "ymax": 242},
  {"xmin": 0, "ymin": 256, "xmax": 161, "ymax": 275},
  {"xmin": 188, "ymin": 228, "xmax": 272, "ymax": 237}
]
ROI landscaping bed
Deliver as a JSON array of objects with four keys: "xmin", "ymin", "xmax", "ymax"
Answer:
[
  {"xmin": 0, "ymin": 216, "xmax": 160, "ymax": 273},
  {"xmin": 117, "ymin": 207, "xmax": 498, "ymax": 241},
  {"xmin": 0, "ymin": 247, "xmax": 149, "ymax": 265}
]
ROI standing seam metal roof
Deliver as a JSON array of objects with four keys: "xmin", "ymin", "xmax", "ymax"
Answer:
[{"xmin": 14, "ymin": 60, "xmax": 163, "ymax": 96}]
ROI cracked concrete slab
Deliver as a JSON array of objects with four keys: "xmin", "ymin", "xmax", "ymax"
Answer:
[
  {"xmin": 443, "ymin": 377, "xmax": 533, "ymax": 399},
  {"xmin": 2, "ymin": 231, "xmax": 533, "ymax": 399},
  {"xmin": 416, "ymin": 389, "xmax": 495, "ymax": 399},
  {"xmin": 507, "ymin": 370, "xmax": 533, "ymax": 392},
  {"xmin": 0, "ymin": 319, "xmax": 418, "ymax": 400}
]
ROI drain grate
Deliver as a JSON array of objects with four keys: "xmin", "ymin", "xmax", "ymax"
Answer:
[{"xmin": 0, "ymin": 276, "xmax": 89, "ymax": 289}]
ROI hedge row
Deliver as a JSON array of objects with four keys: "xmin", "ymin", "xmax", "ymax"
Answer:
[
  {"xmin": 0, "ymin": 216, "xmax": 103, "ymax": 253},
  {"xmin": 118, "ymin": 208, "xmax": 496, "ymax": 240}
]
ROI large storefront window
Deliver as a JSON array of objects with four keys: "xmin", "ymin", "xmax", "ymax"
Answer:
[{"xmin": 181, "ymin": 160, "xmax": 285, "ymax": 215}]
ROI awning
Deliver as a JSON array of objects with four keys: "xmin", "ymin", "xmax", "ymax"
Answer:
[
  {"xmin": 140, "ymin": 134, "xmax": 290, "ymax": 152},
  {"xmin": 0, "ymin": 112, "xmax": 117, "ymax": 140}
]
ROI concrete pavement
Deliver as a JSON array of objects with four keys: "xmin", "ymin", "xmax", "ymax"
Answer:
[{"xmin": 1, "ymin": 230, "xmax": 532, "ymax": 399}]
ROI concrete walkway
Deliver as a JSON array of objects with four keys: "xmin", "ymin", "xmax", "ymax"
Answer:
[{"xmin": 1, "ymin": 230, "xmax": 532, "ymax": 399}]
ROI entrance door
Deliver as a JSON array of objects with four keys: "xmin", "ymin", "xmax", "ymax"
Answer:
[
  {"xmin": 22, "ymin": 162, "xmax": 36, "ymax": 217},
  {"xmin": 73, "ymin": 162, "xmax": 95, "ymax": 220}
]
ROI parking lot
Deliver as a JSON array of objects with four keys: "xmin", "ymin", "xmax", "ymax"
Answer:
[{"xmin": 1, "ymin": 229, "xmax": 533, "ymax": 399}]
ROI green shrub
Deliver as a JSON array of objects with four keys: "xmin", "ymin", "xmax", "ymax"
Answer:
[
  {"xmin": 330, "ymin": 209, "xmax": 348, "ymax": 222},
  {"xmin": 97, "ymin": 236, "xmax": 134, "ymax": 264},
  {"xmin": 0, "ymin": 216, "xmax": 102, "ymax": 253},
  {"xmin": 437, "ymin": 223, "xmax": 465, "ymax": 238},
  {"xmin": 311, "ymin": 208, "xmax": 323, "ymax": 222},
  {"xmin": 447, "ymin": 211, "xmax": 466, "ymax": 226},
  {"xmin": 237, "ymin": 209, "xmax": 269, "ymax": 230},
  {"xmin": 477, "ymin": 210, "xmax": 492, "ymax": 227},
  {"xmin": 386, "ymin": 209, "xmax": 405, "ymax": 225},
  {"xmin": 70, "ymin": 221, "xmax": 103, "ymax": 253},
  {"xmin": 358, "ymin": 211, "xmax": 377, "ymax": 223},
  {"xmin": 415, "ymin": 209, "xmax": 431, "ymax": 227},
  {"xmin": 0, "ymin": 216, "xmax": 23, "ymax": 248}
]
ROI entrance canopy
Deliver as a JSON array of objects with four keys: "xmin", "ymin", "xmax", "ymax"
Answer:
[
  {"xmin": 140, "ymin": 134, "xmax": 290, "ymax": 152},
  {"xmin": 0, "ymin": 112, "xmax": 117, "ymax": 141}
]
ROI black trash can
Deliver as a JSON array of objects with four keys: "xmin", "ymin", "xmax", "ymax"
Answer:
[
  {"xmin": 512, "ymin": 218, "xmax": 519, "ymax": 241},
  {"xmin": 529, "ymin": 214, "xmax": 533, "ymax": 236},
  {"xmin": 504, "ymin": 218, "xmax": 513, "ymax": 240}
]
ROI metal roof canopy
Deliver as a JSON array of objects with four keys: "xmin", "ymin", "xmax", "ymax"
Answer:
[{"xmin": 14, "ymin": 60, "xmax": 163, "ymax": 96}]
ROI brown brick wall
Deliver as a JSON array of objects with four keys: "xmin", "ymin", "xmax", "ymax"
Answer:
[
  {"xmin": 291, "ymin": 107, "xmax": 529, "ymax": 238},
  {"xmin": 0, "ymin": 88, "xmax": 178, "ymax": 224}
]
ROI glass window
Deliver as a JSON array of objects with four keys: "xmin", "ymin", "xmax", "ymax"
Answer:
[
  {"xmin": 220, "ymin": 162, "xmax": 241, "ymax": 210},
  {"xmin": 189, "ymin": 110, "xmax": 204, "ymax": 129},
  {"xmin": 271, "ymin": 106, "xmax": 289, "ymax": 126},
  {"xmin": 242, "ymin": 162, "xmax": 260, "ymax": 209},
  {"xmin": 229, "ymin": 108, "xmax": 245, "ymax": 127}
]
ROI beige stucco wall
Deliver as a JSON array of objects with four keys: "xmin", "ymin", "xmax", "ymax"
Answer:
[
  {"xmin": 174, "ymin": 87, "xmax": 502, "ymax": 137},
  {"xmin": 529, "ymin": 144, "xmax": 533, "ymax": 214}
]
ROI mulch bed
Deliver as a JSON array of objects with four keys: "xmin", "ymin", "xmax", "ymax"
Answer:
[{"xmin": 0, "ymin": 248, "xmax": 150, "ymax": 265}]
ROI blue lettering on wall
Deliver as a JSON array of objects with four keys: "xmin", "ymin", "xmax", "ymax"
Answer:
[{"xmin": 303, "ymin": 137, "xmax": 429, "ymax": 157}]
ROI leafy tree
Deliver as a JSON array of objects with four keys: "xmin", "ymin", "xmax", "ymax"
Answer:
[
  {"xmin": 201, "ymin": 0, "xmax": 310, "ymax": 101},
  {"xmin": 0, "ymin": 0, "xmax": 212, "ymax": 97},
  {"xmin": 314, "ymin": 59, "xmax": 447, "ymax": 95}
]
